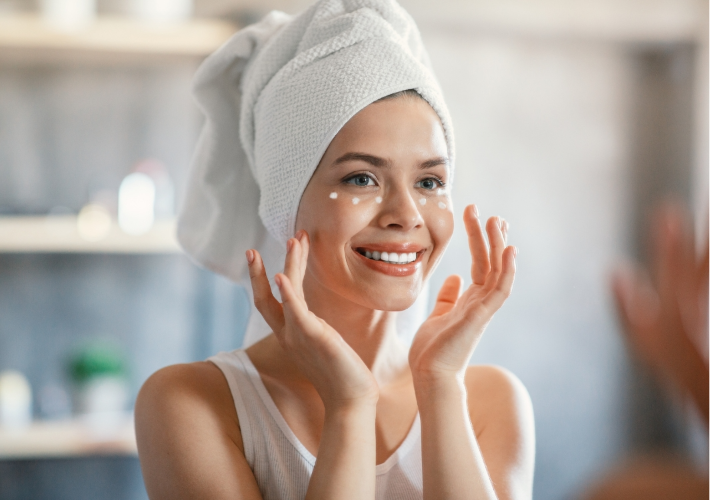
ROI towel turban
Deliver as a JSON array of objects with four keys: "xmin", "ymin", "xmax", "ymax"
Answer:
[{"xmin": 177, "ymin": 0, "xmax": 454, "ymax": 346}]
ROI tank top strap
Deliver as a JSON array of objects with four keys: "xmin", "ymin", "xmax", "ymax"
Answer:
[{"xmin": 208, "ymin": 349, "xmax": 260, "ymax": 466}]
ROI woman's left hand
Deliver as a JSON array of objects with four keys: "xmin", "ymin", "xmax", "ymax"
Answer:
[{"xmin": 409, "ymin": 204, "xmax": 517, "ymax": 383}]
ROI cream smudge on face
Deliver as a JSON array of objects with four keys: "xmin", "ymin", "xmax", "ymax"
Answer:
[
  {"xmin": 375, "ymin": 196, "xmax": 382, "ymax": 204},
  {"xmin": 419, "ymin": 198, "xmax": 426, "ymax": 206},
  {"xmin": 352, "ymin": 197, "xmax": 360, "ymax": 205},
  {"xmin": 329, "ymin": 192, "xmax": 338, "ymax": 199},
  {"xmin": 438, "ymin": 201, "xmax": 446, "ymax": 209}
]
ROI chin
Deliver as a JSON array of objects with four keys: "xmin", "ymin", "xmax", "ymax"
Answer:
[{"xmin": 351, "ymin": 284, "xmax": 420, "ymax": 312}]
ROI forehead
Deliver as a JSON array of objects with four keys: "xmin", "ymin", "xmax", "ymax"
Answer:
[{"xmin": 323, "ymin": 97, "xmax": 449, "ymax": 163}]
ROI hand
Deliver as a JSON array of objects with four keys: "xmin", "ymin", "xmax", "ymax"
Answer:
[
  {"xmin": 611, "ymin": 203, "xmax": 708, "ymax": 422},
  {"xmin": 247, "ymin": 231, "xmax": 379, "ymax": 409},
  {"xmin": 409, "ymin": 204, "xmax": 517, "ymax": 383}
]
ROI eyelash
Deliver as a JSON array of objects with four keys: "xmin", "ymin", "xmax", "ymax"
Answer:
[{"xmin": 342, "ymin": 172, "xmax": 446, "ymax": 190}]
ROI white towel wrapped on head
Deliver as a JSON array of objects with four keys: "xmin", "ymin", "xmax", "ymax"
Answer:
[{"xmin": 177, "ymin": 0, "xmax": 454, "ymax": 346}]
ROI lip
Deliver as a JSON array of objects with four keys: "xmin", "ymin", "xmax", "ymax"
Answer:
[{"xmin": 351, "ymin": 245, "xmax": 425, "ymax": 277}]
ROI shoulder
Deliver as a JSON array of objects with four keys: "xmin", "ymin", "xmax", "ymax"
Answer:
[
  {"xmin": 464, "ymin": 365, "xmax": 533, "ymax": 420},
  {"xmin": 135, "ymin": 360, "xmax": 242, "ymax": 450},
  {"xmin": 464, "ymin": 364, "xmax": 534, "ymax": 438},
  {"xmin": 135, "ymin": 361, "xmax": 260, "ymax": 499},
  {"xmin": 464, "ymin": 365, "xmax": 535, "ymax": 498}
]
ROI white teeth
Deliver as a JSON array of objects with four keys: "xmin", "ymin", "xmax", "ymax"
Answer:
[{"xmin": 360, "ymin": 249, "xmax": 418, "ymax": 263}]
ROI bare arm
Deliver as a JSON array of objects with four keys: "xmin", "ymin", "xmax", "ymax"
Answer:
[
  {"xmin": 416, "ymin": 375, "xmax": 496, "ymax": 499},
  {"xmin": 410, "ymin": 206, "xmax": 535, "ymax": 499},
  {"xmin": 247, "ymin": 232, "xmax": 379, "ymax": 500},
  {"xmin": 414, "ymin": 366, "xmax": 534, "ymax": 500}
]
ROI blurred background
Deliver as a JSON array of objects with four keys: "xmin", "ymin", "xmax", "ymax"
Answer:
[{"xmin": 0, "ymin": 0, "xmax": 706, "ymax": 499}]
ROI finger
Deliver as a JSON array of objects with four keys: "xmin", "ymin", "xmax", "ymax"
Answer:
[
  {"xmin": 486, "ymin": 216, "xmax": 505, "ymax": 288},
  {"xmin": 430, "ymin": 275, "xmax": 464, "ymax": 317},
  {"xmin": 464, "ymin": 204, "xmax": 490, "ymax": 285},
  {"xmin": 274, "ymin": 273, "xmax": 317, "ymax": 336},
  {"xmin": 479, "ymin": 246, "xmax": 516, "ymax": 313},
  {"xmin": 247, "ymin": 249, "xmax": 285, "ymax": 334},
  {"xmin": 284, "ymin": 233, "xmax": 305, "ymax": 300},
  {"xmin": 298, "ymin": 231, "xmax": 310, "ymax": 287},
  {"xmin": 653, "ymin": 206, "xmax": 686, "ymax": 298},
  {"xmin": 611, "ymin": 265, "xmax": 657, "ymax": 333}
]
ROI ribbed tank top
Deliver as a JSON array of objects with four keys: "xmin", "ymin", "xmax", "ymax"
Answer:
[{"xmin": 208, "ymin": 350, "xmax": 423, "ymax": 500}]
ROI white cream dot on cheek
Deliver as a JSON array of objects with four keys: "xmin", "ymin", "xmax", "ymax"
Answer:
[
  {"xmin": 329, "ymin": 192, "xmax": 338, "ymax": 199},
  {"xmin": 438, "ymin": 201, "xmax": 447, "ymax": 209},
  {"xmin": 375, "ymin": 196, "xmax": 382, "ymax": 204},
  {"xmin": 352, "ymin": 197, "xmax": 360, "ymax": 205},
  {"xmin": 419, "ymin": 198, "xmax": 426, "ymax": 206},
  {"xmin": 437, "ymin": 188, "xmax": 446, "ymax": 196}
]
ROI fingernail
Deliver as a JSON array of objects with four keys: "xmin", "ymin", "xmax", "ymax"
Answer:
[
  {"xmin": 472, "ymin": 205, "xmax": 479, "ymax": 218},
  {"xmin": 274, "ymin": 274, "xmax": 282, "ymax": 287},
  {"xmin": 503, "ymin": 220, "xmax": 509, "ymax": 232},
  {"xmin": 513, "ymin": 246, "xmax": 518, "ymax": 257},
  {"xmin": 246, "ymin": 250, "xmax": 254, "ymax": 264},
  {"xmin": 287, "ymin": 239, "xmax": 293, "ymax": 251}
]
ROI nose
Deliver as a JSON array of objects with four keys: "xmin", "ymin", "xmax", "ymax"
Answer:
[{"xmin": 377, "ymin": 182, "xmax": 424, "ymax": 231}]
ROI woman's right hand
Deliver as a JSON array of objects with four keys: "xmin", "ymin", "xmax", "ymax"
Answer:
[{"xmin": 246, "ymin": 231, "xmax": 379, "ymax": 410}]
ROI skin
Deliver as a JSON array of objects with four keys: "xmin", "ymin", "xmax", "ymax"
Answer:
[{"xmin": 135, "ymin": 96, "xmax": 536, "ymax": 499}]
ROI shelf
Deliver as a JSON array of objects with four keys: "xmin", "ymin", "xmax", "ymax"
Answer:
[
  {"xmin": 0, "ymin": 415, "xmax": 137, "ymax": 459},
  {"xmin": 0, "ymin": 216, "xmax": 181, "ymax": 254},
  {"xmin": 0, "ymin": 13, "xmax": 237, "ymax": 58}
]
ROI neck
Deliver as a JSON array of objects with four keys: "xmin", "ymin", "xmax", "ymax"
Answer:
[{"xmin": 301, "ymin": 271, "xmax": 410, "ymax": 385}]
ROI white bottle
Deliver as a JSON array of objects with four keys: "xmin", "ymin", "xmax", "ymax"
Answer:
[{"xmin": 0, "ymin": 371, "xmax": 32, "ymax": 428}]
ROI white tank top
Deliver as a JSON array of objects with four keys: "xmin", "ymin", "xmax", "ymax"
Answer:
[{"xmin": 208, "ymin": 350, "xmax": 424, "ymax": 500}]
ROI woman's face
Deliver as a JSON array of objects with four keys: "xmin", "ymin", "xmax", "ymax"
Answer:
[{"xmin": 296, "ymin": 96, "xmax": 454, "ymax": 311}]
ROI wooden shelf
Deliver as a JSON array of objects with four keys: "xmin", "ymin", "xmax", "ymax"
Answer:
[
  {"xmin": 0, "ymin": 13, "xmax": 237, "ymax": 58},
  {"xmin": 0, "ymin": 216, "xmax": 181, "ymax": 254},
  {"xmin": 0, "ymin": 415, "xmax": 137, "ymax": 459}
]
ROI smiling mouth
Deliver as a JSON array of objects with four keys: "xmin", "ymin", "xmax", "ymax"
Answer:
[{"xmin": 355, "ymin": 248, "xmax": 420, "ymax": 265}]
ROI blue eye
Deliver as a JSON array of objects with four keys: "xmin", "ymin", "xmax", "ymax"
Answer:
[
  {"xmin": 345, "ymin": 174, "xmax": 375, "ymax": 187},
  {"xmin": 416, "ymin": 177, "xmax": 442, "ymax": 190}
]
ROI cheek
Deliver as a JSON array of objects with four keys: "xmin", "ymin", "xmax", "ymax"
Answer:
[
  {"xmin": 420, "ymin": 200, "xmax": 454, "ymax": 262},
  {"xmin": 297, "ymin": 192, "xmax": 380, "ymax": 265}
]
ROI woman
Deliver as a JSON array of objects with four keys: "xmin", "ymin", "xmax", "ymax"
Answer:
[{"xmin": 135, "ymin": 1, "xmax": 535, "ymax": 499}]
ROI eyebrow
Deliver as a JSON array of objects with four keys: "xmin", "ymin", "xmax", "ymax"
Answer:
[{"xmin": 332, "ymin": 152, "xmax": 449, "ymax": 169}]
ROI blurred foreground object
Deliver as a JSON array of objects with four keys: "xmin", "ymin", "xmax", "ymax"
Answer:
[{"xmin": 583, "ymin": 203, "xmax": 708, "ymax": 500}]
